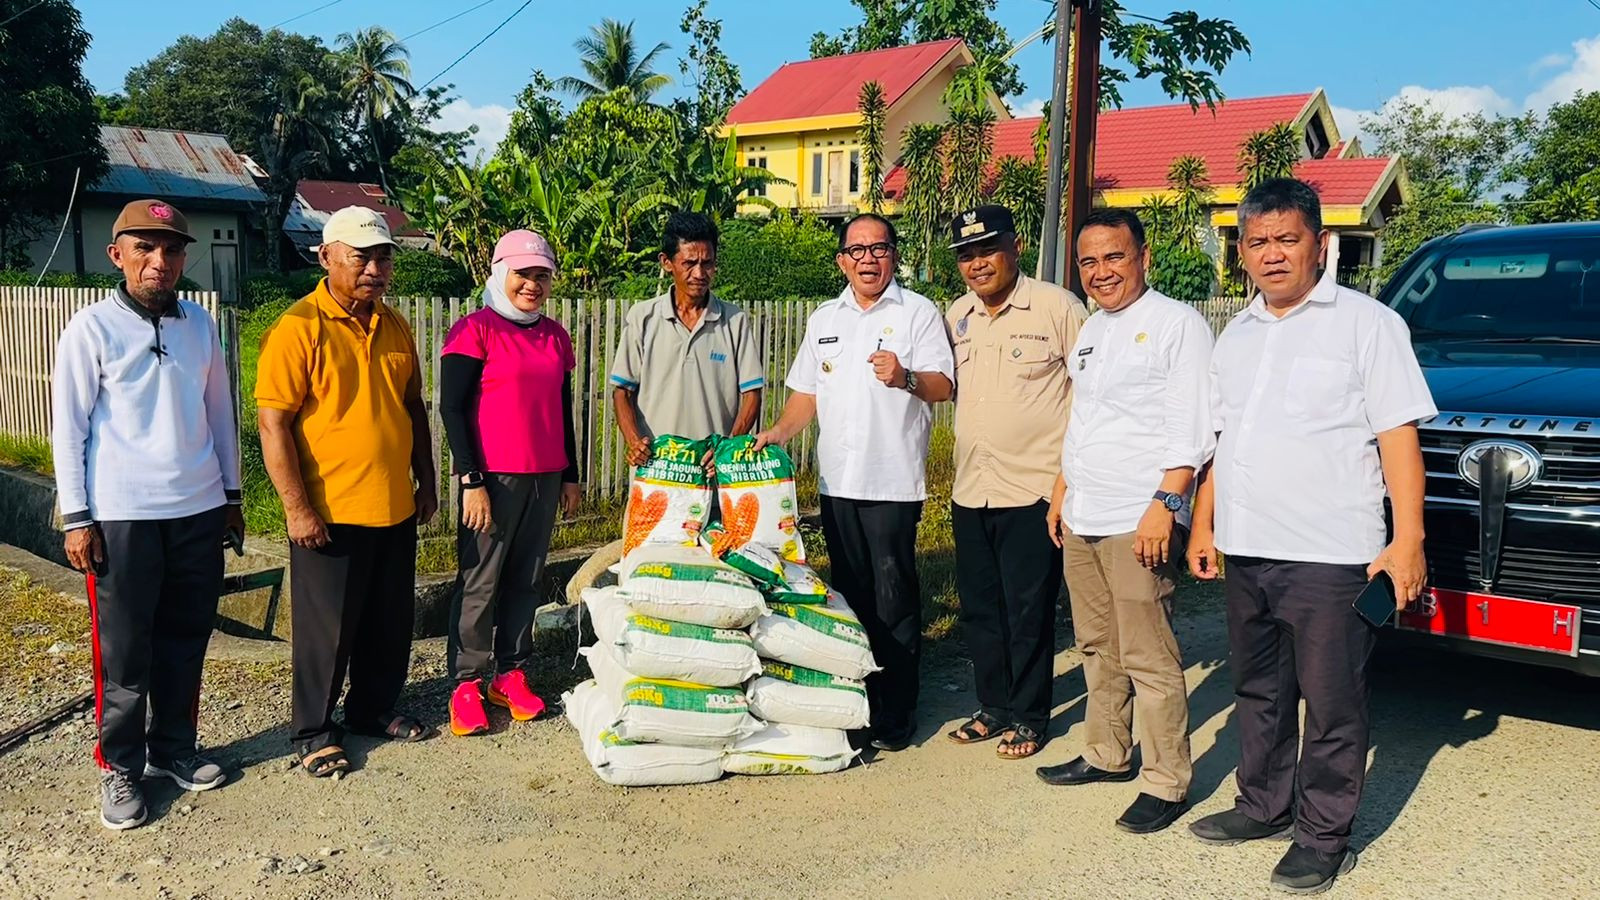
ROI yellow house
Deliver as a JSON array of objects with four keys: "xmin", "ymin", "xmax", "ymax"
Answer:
[{"xmin": 719, "ymin": 39, "xmax": 1007, "ymax": 215}]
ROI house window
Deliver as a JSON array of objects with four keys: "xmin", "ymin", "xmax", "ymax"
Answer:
[
  {"xmin": 749, "ymin": 157, "xmax": 768, "ymax": 197},
  {"xmin": 849, "ymin": 151, "xmax": 861, "ymax": 194},
  {"xmin": 811, "ymin": 153, "xmax": 823, "ymax": 196},
  {"xmin": 213, "ymin": 229, "xmax": 222, "ymax": 239}
]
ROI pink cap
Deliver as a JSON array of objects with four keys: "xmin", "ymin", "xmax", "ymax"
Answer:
[{"xmin": 494, "ymin": 229, "xmax": 558, "ymax": 272}]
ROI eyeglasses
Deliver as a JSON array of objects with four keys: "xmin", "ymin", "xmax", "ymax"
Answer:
[{"xmin": 840, "ymin": 242, "xmax": 896, "ymax": 261}]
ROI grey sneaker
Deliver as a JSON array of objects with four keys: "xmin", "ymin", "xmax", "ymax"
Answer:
[
  {"xmin": 144, "ymin": 753, "xmax": 226, "ymax": 792},
  {"xmin": 100, "ymin": 770, "xmax": 147, "ymax": 830}
]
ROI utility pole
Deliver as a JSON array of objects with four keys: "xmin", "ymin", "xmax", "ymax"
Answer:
[
  {"xmin": 1063, "ymin": 0, "xmax": 1102, "ymax": 297},
  {"xmin": 1037, "ymin": 0, "xmax": 1072, "ymax": 283}
]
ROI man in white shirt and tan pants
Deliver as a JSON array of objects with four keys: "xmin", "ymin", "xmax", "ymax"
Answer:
[
  {"xmin": 756, "ymin": 214, "xmax": 955, "ymax": 752},
  {"xmin": 1036, "ymin": 209, "xmax": 1215, "ymax": 836},
  {"xmin": 1187, "ymin": 179, "xmax": 1435, "ymax": 893}
]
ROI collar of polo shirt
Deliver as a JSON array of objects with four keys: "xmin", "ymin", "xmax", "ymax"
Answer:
[
  {"xmin": 665, "ymin": 291, "xmax": 724, "ymax": 322},
  {"xmin": 1246, "ymin": 268, "xmax": 1339, "ymax": 322}
]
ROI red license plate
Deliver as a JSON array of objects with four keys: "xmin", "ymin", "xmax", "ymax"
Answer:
[{"xmin": 1397, "ymin": 588, "xmax": 1582, "ymax": 656}]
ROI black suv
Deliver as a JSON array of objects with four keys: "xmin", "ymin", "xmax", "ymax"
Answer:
[{"xmin": 1381, "ymin": 221, "xmax": 1600, "ymax": 675}]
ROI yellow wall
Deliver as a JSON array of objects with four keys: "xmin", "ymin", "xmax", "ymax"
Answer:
[{"xmin": 741, "ymin": 126, "xmax": 867, "ymax": 213}]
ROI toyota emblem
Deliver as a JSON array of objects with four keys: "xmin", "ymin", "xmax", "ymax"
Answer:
[{"xmin": 1457, "ymin": 439, "xmax": 1543, "ymax": 491}]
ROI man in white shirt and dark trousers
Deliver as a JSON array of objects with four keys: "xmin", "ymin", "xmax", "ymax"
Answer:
[
  {"xmin": 1187, "ymin": 179, "xmax": 1435, "ymax": 893},
  {"xmin": 943, "ymin": 205, "xmax": 1085, "ymax": 761},
  {"xmin": 1036, "ymin": 209, "xmax": 1215, "ymax": 835},
  {"xmin": 756, "ymin": 214, "xmax": 955, "ymax": 751},
  {"xmin": 51, "ymin": 200, "xmax": 244, "ymax": 830}
]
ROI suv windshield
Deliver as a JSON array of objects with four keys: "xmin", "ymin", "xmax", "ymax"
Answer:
[{"xmin": 1385, "ymin": 234, "xmax": 1600, "ymax": 341}]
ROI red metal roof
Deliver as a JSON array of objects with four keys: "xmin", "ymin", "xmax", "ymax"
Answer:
[
  {"xmin": 725, "ymin": 39, "xmax": 965, "ymax": 125},
  {"xmin": 1290, "ymin": 155, "xmax": 1396, "ymax": 206},
  {"xmin": 295, "ymin": 180, "xmax": 422, "ymax": 237},
  {"xmin": 880, "ymin": 92, "xmax": 1394, "ymax": 211}
]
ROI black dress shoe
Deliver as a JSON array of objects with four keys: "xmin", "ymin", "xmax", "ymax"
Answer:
[
  {"xmin": 1270, "ymin": 843, "xmax": 1357, "ymax": 894},
  {"xmin": 869, "ymin": 722, "xmax": 916, "ymax": 752},
  {"xmin": 1035, "ymin": 756, "xmax": 1137, "ymax": 786},
  {"xmin": 1188, "ymin": 808, "xmax": 1294, "ymax": 846},
  {"xmin": 1115, "ymin": 793, "xmax": 1188, "ymax": 834}
]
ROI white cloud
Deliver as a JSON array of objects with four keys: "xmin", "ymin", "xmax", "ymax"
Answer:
[
  {"xmin": 1330, "ymin": 86, "xmax": 1512, "ymax": 153},
  {"xmin": 1526, "ymin": 34, "xmax": 1600, "ymax": 111},
  {"xmin": 1014, "ymin": 97, "xmax": 1046, "ymax": 118},
  {"xmin": 433, "ymin": 98, "xmax": 513, "ymax": 160},
  {"xmin": 1530, "ymin": 52, "xmax": 1569, "ymax": 75}
]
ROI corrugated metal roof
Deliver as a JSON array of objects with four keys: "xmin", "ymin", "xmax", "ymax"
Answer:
[{"xmin": 93, "ymin": 126, "xmax": 266, "ymax": 205}]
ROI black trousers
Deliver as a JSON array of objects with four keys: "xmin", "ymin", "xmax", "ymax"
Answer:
[
  {"xmin": 951, "ymin": 500, "xmax": 1060, "ymax": 734},
  {"xmin": 289, "ymin": 517, "xmax": 418, "ymax": 756},
  {"xmin": 90, "ymin": 507, "xmax": 226, "ymax": 774},
  {"xmin": 449, "ymin": 472, "xmax": 561, "ymax": 681},
  {"xmin": 1225, "ymin": 556, "xmax": 1376, "ymax": 853},
  {"xmin": 819, "ymin": 495, "xmax": 923, "ymax": 738}
]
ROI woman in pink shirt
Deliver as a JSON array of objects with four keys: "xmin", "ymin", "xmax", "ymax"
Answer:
[{"xmin": 439, "ymin": 229, "xmax": 580, "ymax": 736}]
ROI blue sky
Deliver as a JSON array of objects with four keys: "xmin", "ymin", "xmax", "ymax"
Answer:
[{"xmin": 76, "ymin": 0, "xmax": 1600, "ymax": 153}]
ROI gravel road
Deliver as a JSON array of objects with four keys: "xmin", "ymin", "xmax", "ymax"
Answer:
[{"xmin": 1, "ymin": 564, "xmax": 1596, "ymax": 900}]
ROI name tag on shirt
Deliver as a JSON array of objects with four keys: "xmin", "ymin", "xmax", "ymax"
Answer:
[{"xmin": 818, "ymin": 336, "xmax": 840, "ymax": 345}]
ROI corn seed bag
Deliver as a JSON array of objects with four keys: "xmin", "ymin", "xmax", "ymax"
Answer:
[
  {"xmin": 617, "ymin": 544, "xmax": 767, "ymax": 629},
  {"xmin": 623, "ymin": 435, "xmax": 714, "ymax": 555},
  {"xmin": 712, "ymin": 435, "xmax": 806, "ymax": 562},
  {"xmin": 564, "ymin": 680, "xmax": 724, "ymax": 786},
  {"xmin": 582, "ymin": 644, "xmax": 758, "ymax": 747},
  {"xmin": 583, "ymin": 586, "xmax": 760, "ymax": 687}
]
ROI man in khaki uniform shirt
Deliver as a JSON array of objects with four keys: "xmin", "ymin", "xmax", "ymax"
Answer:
[{"xmin": 943, "ymin": 205, "xmax": 1086, "ymax": 759}]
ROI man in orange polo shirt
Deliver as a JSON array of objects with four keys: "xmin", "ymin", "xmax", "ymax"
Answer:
[{"xmin": 256, "ymin": 207, "xmax": 438, "ymax": 777}]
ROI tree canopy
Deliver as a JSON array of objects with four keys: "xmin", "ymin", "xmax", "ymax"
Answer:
[
  {"xmin": 0, "ymin": 0, "xmax": 108, "ymax": 266},
  {"xmin": 555, "ymin": 19, "xmax": 672, "ymax": 102}
]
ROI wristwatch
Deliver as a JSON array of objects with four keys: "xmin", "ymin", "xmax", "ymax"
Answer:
[
  {"xmin": 902, "ymin": 370, "xmax": 919, "ymax": 393},
  {"xmin": 1153, "ymin": 490, "xmax": 1184, "ymax": 512},
  {"xmin": 461, "ymin": 471, "xmax": 486, "ymax": 490}
]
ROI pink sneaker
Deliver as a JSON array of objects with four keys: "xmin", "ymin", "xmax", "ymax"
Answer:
[
  {"xmin": 449, "ymin": 680, "xmax": 489, "ymax": 736},
  {"xmin": 488, "ymin": 671, "xmax": 546, "ymax": 722}
]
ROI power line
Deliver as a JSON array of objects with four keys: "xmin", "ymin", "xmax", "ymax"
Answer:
[
  {"xmin": 0, "ymin": 0, "xmax": 48, "ymax": 29},
  {"xmin": 1589, "ymin": 0, "xmax": 1600, "ymax": 12},
  {"xmin": 402, "ymin": 0, "xmax": 501, "ymax": 42},
  {"xmin": 268, "ymin": 0, "xmax": 347, "ymax": 30},
  {"xmin": 417, "ymin": 0, "xmax": 534, "ymax": 91}
]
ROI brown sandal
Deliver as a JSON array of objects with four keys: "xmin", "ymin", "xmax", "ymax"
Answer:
[
  {"xmin": 297, "ymin": 745, "xmax": 350, "ymax": 778},
  {"xmin": 997, "ymin": 724, "xmax": 1044, "ymax": 760}
]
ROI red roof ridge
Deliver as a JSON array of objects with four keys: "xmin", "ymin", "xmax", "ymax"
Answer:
[
  {"xmin": 781, "ymin": 37, "xmax": 963, "ymax": 66},
  {"xmin": 1099, "ymin": 91, "xmax": 1316, "ymax": 118}
]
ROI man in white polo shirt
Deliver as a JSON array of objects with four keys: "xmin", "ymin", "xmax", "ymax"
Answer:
[
  {"xmin": 1035, "ymin": 208, "xmax": 1213, "ymax": 837},
  {"xmin": 755, "ymin": 214, "xmax": 954, "ymax": 751},
  {"xmin": 1186, "ymin": 179, "xmax": 1434, "ymax": 893},
  {"xmin": 52, "ymin": 199, "xmax": 244, "ymax": 830}
]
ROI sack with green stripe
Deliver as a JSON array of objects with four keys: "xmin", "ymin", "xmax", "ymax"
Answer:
[
  {"xmin": 709, "ymin": 540, "xmax": 830, "ymax": 605},
  {"xmin": 582, "ymin": 643, "xmax": 758, "ymax": 747},
  {"xmin": 723, "ymin": 722, "xmax": 859, "ymax": 776},
  {"xmin": 583, "ymin": 586, "xmax": 759, "ymax": 687},
  {"xmin": 746, "ymin": 660, "xmax": 870, "ymax": 730},
  {"xmin": 564, "ymin": 680, "xmax": 723, "ymax": 786},
  {"xmin": 749, "ymin": 591, "xmax": 880, "ymax": 680},
  {"xmin": 711, "ymin": 434, "xmax": 807, "ymax": 562},
  {"xmin": 617, "ymin": 543, "xmax": 767, "ymax": 629}
]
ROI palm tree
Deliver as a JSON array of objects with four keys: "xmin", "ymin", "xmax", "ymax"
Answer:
[
  {"xmin": 260, "ymin": 76, "xmax": 339, "ymax": 272},
  {"xmin": 337, "ymin": 27, "xmax": 416, "ymax": 196},
  {"xmin": 945, "ymin": 104, "xmax": 996, "ymax": 216},
  {"xmin": 1238, "ymin": 122, "xmax": 1302, "ymax": 191},
  {"xmin": 992, "ymin": 155, "xmax": 1046, "ymax": 249},
  {"xmin": 857, "ymin": 81, "xmax": 888, "ymax": 213},
  {"xmin": 556, "ymin": 19, "xmax": 671, "ymax": 101},
  {"xmin": 1166, "ymin": 154, "xmax": 1214, "ymax": 252}
]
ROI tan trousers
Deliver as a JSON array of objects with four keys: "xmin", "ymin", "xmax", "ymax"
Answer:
[{"xmin": 1061, "ymin": 526, "xmax": 1192, "ymax": 801}]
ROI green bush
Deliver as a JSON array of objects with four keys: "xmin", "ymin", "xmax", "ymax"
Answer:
[
  {"xmin": 0, "ymin": 269, "xmax": 202, "ymax": 291},
  {"xmin": 240, "ymin": 270, "xmax": 322, "ymax": 309},
  {"xmin": 612, "ymin": 271, "xmax": 667, "ymax": 300},
  {"xmin": 714, "ymin": 214, "xmax": 843, "ymax": 303},
  {"xmin": 1149, "ymin": 241, "xmax": 1216, "ymax": 304},
  {"xmin": 391, "ymin": 249, "xmax": 474, "ymax": 297}
]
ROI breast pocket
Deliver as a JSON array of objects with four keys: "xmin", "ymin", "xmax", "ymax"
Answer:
[
  {"xmin": 1283, "ymin": 357, "xmax": 1353, "ymax": 421},
  {"xmin": 378, "ymin": 350, "xmax": 415, "ymax": 398},
  {"xmin": 815, "ymin": 341, "xmax": 846, "ymax": 380},
  {"xmin": 1002, "ymin": 339, "xmax": 1056, "ymax": 382}
]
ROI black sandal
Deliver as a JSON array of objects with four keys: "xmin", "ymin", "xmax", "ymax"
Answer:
[
  {"xmin": 947, "ymin": 711, "xmax": 1007, "ymax": 745},
  {"xmin": 348, "ymin": 712, "xmax": 432, "ymax": 743},
  {"xmin": 297, "ymin": 745, "xmax": 350, "ymax": 778},
  {"xmin": 997, "ymin": 724, "xmax": 1044, "ymax": 760}
]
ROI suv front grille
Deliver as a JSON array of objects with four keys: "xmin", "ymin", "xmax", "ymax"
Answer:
[
  {"xmin": 1420, "ymin": 431, "xmax": 1600, "ymax": 509},
  {"xmin": 1426, "ymin": 533, "xmax": 1600, "ymax": 604}
]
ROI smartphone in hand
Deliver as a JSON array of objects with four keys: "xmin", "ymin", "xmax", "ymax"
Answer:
[
  {"xmin": 1353, "ymin": 571, "xmax": 1397, "ymax": 628},
  {"xmin": 224, "ymin": 525, "xmax": 245, "ymax": 558}
]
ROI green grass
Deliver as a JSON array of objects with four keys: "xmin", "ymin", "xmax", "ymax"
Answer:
[{"xmin": 0, "ymin": 433, "xmax": 52, "ymax": 476}]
